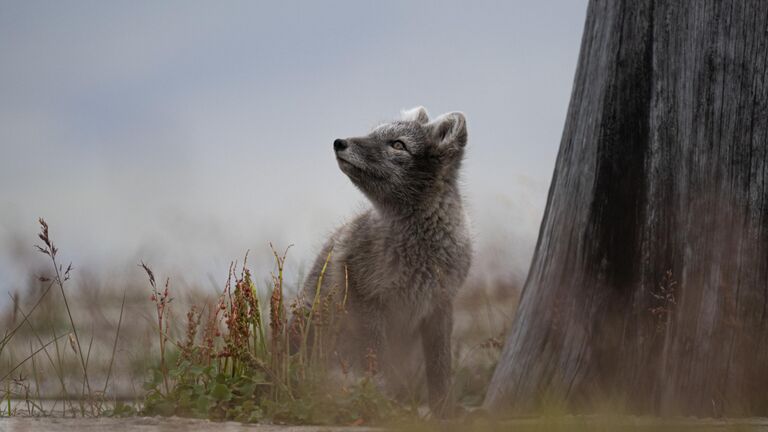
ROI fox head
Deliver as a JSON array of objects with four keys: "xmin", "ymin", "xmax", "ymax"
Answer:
[{"xmin": 333, "ymin": 107, "xmax": 467, "ymax": 213}]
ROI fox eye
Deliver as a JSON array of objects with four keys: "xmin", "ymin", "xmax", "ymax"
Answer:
[{"xmin": 390, "ymin": 140, "xmax": 406, "ymax": 151}]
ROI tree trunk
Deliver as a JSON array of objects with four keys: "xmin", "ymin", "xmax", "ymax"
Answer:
[{"xmin": 485, "ymin": 0, "xmax": 768, "ymax": 417}]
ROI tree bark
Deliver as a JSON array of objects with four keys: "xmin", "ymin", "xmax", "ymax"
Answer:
[{"xmin": 485, "ymin": 0, "xmax": 768, "ymax": 417}]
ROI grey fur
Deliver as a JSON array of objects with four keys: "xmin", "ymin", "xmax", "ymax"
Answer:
[{"xmin": 303, "ymin": 106, "xmax": 472, "ymax": 415}]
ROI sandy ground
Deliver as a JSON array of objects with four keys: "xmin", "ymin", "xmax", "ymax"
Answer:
[
  {"xmin": 5, "ymin": 416, "xmax": 768, "ymax": 432},
  {"xmin": 0, "ymin": 417, "xmax": 377, "ymax": 432}
]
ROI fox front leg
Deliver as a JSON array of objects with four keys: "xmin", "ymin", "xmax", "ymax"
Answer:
[
  {"xmin": 420, "ymin": 302, "xmax": 454, "ymax": 417},
  {"xmin": 355, "ymin": 305, "xmax": 387, "ymax": 373}
]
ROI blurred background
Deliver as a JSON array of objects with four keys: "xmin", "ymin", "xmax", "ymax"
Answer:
[{"xmin": 0, "ymin": 1, "xmax": 586, "ymax": 304}]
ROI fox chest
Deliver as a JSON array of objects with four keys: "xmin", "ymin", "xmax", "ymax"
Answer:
[{"xmin": 344, "ymin": 234, "xmax": 469, "ymax": 306}]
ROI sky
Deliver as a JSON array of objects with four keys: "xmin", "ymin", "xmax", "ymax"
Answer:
[{"xmin": 0, "ymin": 1, "xmax": 587, "ymax": 297}]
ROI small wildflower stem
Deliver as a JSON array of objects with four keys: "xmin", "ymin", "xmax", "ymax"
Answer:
[
  {"xmin": 157, "ymin": 284, "xmax": 170, "ymax": 394},
  {"xmin": 0, "ymin": 333, "xmax": 67, "ymax": 382},
  {"xmin": 12, "ymin": 298, "xmax": 75, "ymax": 414},
  {"xmin": 140, "ymin": 262, "xmax": 172, "ymax": 395},
  {"xmin": 44, "ymin": 226, "xmax": 94, "ymax": 414},
  {"xmin": 102, "ymin": 288, "xmax": 126, "ymax": 398},
  {"xmin": 302, "ymin": 247, "xmax": 333, "ymax": 365},
  {"xmin": 251, "ymin": 279, "xmax": 267, "ymax": 358},
  {"xmin": 269, "ymin": 243, "xmax": 292, "ymax": 401},
  {"xmin": 0, "ymin": 280, "xmax": 54, "ymax": 351}
]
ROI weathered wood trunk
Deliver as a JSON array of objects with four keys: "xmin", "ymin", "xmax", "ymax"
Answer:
[{"xmin": 485, "ymin": 0, "xmax": 768, "ymax": 416}]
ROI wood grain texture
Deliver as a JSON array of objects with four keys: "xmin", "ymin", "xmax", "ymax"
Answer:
[{"xmin": 485, "ymin": 0, "xmax": 768, "ymax": 416}]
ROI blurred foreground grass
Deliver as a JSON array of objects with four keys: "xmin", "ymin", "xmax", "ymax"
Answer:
[{"xmin": 0, "ymin": 219, "xmax": 516, "ymax": 426}]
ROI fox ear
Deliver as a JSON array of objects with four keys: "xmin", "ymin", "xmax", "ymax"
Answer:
[
  {"xmin": 400, "ymin": 106, "xmax": 430, "ymax": 124},
  {"xmin": 430, "ymin": 112, "xmax": 467, "ymax": 150}
]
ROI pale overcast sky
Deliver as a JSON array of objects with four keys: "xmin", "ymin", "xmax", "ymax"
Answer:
[{"xmin": 0, "ymin": 1, "xmax": 587, "ymax": 296}]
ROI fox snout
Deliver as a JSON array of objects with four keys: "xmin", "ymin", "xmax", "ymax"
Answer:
[
  {"xmin": 333, "ymin": 138, "xmax": 348, "ymax": 152},
  {"xmin": 334, "ymin": 138, "xmax": 357, "ymax": 177}
]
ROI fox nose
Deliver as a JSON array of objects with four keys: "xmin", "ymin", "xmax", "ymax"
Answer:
[{"xmin": 334, "ymin": 138, "xmax": 348, "ymax": 152}]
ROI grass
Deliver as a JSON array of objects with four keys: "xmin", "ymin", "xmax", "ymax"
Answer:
[
  {"xmin": 1, "ymin": 219, "xmax": 126, "ymax": 417},
  {"xmin": 136, "ymin": 245, "xmax": 407, "ymax": 425},
  {"xmin": 0, "ymin": 218, "xmax": 510, "ymax": 426},
  {"xmin": 3, "ymin": 220, "xmax": 767, "ymax": 432}
]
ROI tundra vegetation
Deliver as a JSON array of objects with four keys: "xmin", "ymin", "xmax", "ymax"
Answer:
[
  {"xmin": 0, "ymin": 219, "xmax": 507, "ymax": 427},
  {"xmin": 2, "ymin": 224, "xmax": 764, "ymax": 431}
]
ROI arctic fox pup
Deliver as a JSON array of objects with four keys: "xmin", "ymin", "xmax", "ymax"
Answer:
[{"xmin": 302, "ymin": 107, "xmax": 472, "ymax": 415}]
